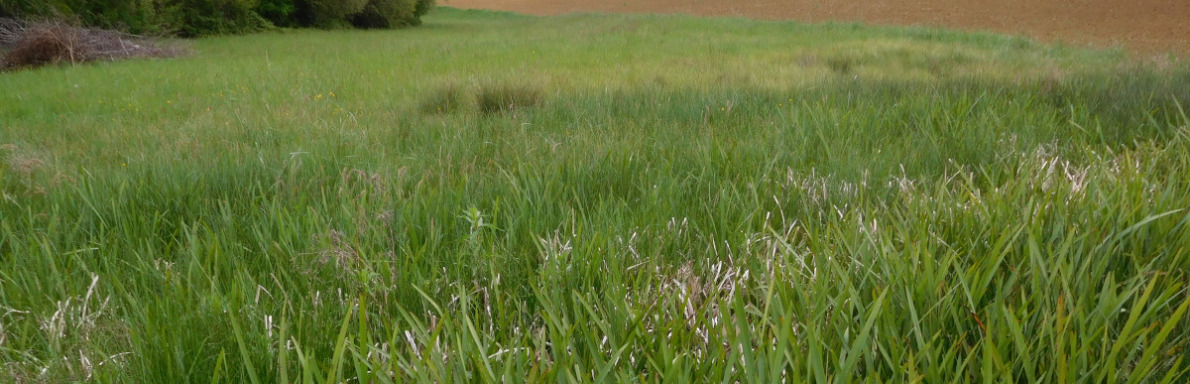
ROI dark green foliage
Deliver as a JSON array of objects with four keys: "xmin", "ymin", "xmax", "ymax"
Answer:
[
  {"xmin": 0, "ymin": 0, "xmax": 66, "ymax": 19},
  {"xmin": 254, "ymin": 0, "xmax": 293, "ymax": 26},
  {"xmin": 173, "ymin": 0, "xmax": 268, "ymax": 36},
  {"xmin": 412, "ymin": 0, "xmax": 433, "ymax": 22},
  {"xmin": 0, "ymin": 0, "xmax": 431, "ymax": 36},
  {"xmin": 298, "ymin": 0, "xmax": 366, "ymax": 27},
  {"xmin": 0, "ymin": 0, "xmax": 175, "ymax": 35},
  {"xmin": 350, "ymin": 0, "xmax": 415, "ymax": 29}
]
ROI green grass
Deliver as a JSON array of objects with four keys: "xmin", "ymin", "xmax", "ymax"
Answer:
[{"xmin": 2, "ymin": 7, "xmax": 1189, "ymax": 383}]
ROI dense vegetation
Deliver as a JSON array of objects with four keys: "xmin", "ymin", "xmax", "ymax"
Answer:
[
  {"xmin": 0, "ymin": 0, "xmax": 434, "ymax": 36},
  {"xmin": 2, "ymin": 8, "xmax": 1188, "ymax": 383}
]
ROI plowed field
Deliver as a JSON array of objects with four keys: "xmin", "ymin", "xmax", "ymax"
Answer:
[{"xmin": 445, "ymin": 0, "xmax": 1189, "ymax": 54}]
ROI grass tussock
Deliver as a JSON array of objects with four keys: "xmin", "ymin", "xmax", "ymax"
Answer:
[
  {"xmin": 826, "ymin": 55, "xmax": 857, "ymax": 75},
  {"xmin": 419, "ymin": 81, "xmax": 546, "ymax": 116},
  {"xmin": 476, "ymin": 80, "xmax": 544, "ymax": 115},
  {"xmin": 417, "ymin": 82, "xmax": 469, "ymax": 115}
]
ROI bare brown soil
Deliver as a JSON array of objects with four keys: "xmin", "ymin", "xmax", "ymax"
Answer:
[{"xmin": 444, "ymin": 0, "xmax": 1189, "ymax": 55}]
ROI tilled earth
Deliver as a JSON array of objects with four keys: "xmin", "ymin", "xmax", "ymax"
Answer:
[{"xmin": 444, "ymin": 0, "xmax": 1189, "ymax": 55}]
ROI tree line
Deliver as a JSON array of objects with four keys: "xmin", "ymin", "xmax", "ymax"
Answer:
[{"xmin": 0, "ymin": 0, "xmax": 435, "ymax": 36}]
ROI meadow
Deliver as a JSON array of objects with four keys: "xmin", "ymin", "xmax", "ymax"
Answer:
[{"xmin": 2, "ymin": 7, "xmax": 1189, "ymax": 382}]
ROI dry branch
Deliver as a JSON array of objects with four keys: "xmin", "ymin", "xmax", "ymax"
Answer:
[{"xmin": 1, "ymin": 19, "xmax": 185, "ymax": 71}]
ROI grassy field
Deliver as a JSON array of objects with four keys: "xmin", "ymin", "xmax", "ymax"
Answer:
[{"xmin": 2, "ymin": 7, "xmax": 1189, "ymax": 383}]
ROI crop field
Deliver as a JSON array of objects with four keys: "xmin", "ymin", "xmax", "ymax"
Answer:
[
  {"xmin": 446, "ymin": 0, "xmax": 1190, "ymax": 54},
  {"xmin": 2, "ymin": 6, "xmax": 1190, "ymax": 383}
]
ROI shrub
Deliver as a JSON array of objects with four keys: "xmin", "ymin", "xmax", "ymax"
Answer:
[
  {"xmin": 255, "ymin": 0, "xmax": 294, "ymax": 27},
  {"xmin": 350, "ymin": 0, "xmax": 414, "ymax": 29},
  {"xmin": 173, "ymin": 0, "xmax": 268, "ymax": 36},
  {"xmin": 1, "ymin": 0, "xmax": 257, "ymax": 36},
  {"xmin": 299, "ymin": 0, "xmax": 366, "ymax": 28},
  {"xmin": 412, "ymin": 0, "xmax": 433, "ymax": 21},
  {"xmin": 66, "ymin": 0, "xmax": 181, "ymax": 35},
  {"xmin": 2, "ymin": 0, "xmax": 180, "ymax": 36},
  {"xmin": 0, "ymin": 0, "xmax": 433, "ymax": 37},
  {"xmin": 0, "ymin": 0, "xmax": 69, "ymax": 20}
]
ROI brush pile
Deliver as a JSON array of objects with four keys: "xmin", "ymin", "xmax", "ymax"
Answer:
[{"xmin": 1, "ymin": 18, "xmax": 183, "ymax": 71}]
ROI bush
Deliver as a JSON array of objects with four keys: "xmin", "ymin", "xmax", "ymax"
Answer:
[
  {"xmin": 255, "ymin": 0, "xmax": 294, "ymax": 27},
  {"xmin": 298, "ymin": 0, "xmax": 366, "ymax": 28},
  {"xmin": 173, "ymin": 0, "xmax": 268, "ymax": 36},
  {"xmin": 350, "ymin": 0, "xmax": 414, "ymax": 29},
  {"xmin": 0, "ymin": 0, "xmax": 433, "ymax": 37},
  {"xmin": 2, "ymin": 0, "xmax": 179, "ymax": 35},
  {"xmin": 413, "ymin": 0, "xmax": 432, "ymax": 17},
  {"xmin": 1, "ymin": 0, "xmax": 263, "ymax": 35},
  {"xmin": 0, "ymin": 1, "xmax": 68, "ymax": 19},
  {"xmin": 252, "ymin": 0, "xmax": 291, "ymax": 26},
  {"xmin": 34, "ymin": 0, "xmax": 180, "ymax": 35}
]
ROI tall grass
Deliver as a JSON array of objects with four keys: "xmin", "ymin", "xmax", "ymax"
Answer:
[{"xmin": 1, "ymin": 7, "xmax": 1188, "ymax": 383}]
